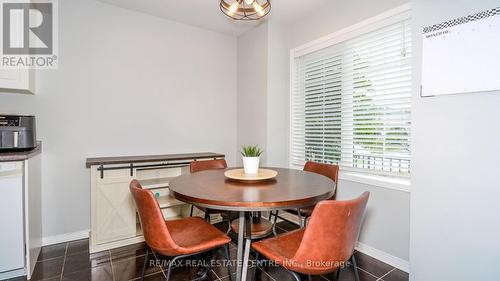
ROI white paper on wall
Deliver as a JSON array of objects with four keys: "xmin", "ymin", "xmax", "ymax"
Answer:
[{"xmin": 421, "ymin": 7, "xmax": 500, "ymax": 97}]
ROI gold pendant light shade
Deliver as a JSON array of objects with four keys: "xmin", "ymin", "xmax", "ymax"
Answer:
[{"xmin": 220, "ymin": 0, "xmax": 271, "ymax": 20}]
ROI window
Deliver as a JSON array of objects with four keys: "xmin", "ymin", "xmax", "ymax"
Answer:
[{"xmin": 291, "ymin": 15, "xmax": 412, "ymax": 177}]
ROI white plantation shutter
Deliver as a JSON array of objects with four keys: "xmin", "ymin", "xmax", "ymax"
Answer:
[{"xmin": 291, "ymin": 18, "xmax": 412, "ymax": 176}]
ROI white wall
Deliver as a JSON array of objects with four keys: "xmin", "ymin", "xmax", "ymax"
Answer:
[
  {"xmin": 287, "ymin": 0, "xmax": 410, "ymax": 48},
  {"xmin": 0, "ymin": 0, "xmax": 237, "ymax": 239},
  {"xmin": 236, "ymin": 20, "xmax": 289, "ymax": 167},
  {"xmin": 266, "ymin": 21, "xmax": 289, "ymax": 167},
  {"xmin": 336, "ymin": 180, "xmax": 410, "ymax": 263},
  {"xmin": 410, "ymin": 1, "xmax": 500, "ymax": 280},
  {"xmin": 236, "ymin": 23, "xmax": 268, "ymax": 164}
]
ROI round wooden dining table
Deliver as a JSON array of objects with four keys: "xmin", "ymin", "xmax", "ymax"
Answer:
[{"xmin": 169, "ymin": 167, "xmax": 336, "ymax": 281}]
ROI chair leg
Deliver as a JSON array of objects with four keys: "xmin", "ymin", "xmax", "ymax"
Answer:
[
  {"xmin": 304, "ymin": 215, "xmax": 310, "ymax": 226},
  {"xmin": 272, "ymin": 210, "xmax": 279, "ymax": 236},
  {"xmin": 190, "ymin": 205, "xmax": 194, "ymax": 217},
  {"xmin": 165, "ymin": 254, "xmax": 200, "ymax": 281},
  {"xmin": 351, "ymin": 255, "xmax": 361, "ymax": 281},
  {"xmin": 165, "ymin": 255, "xmax": 177, "ymax": 281},
  {"xmin": 296, "ymin": 209, "xmax": 304, "ymax": 228},
  {"xmin": 205, "ymin": 211, "xmax": 211, "ymax": 223},
  {"xmin": 164, "ymin": 251, "xmax": 219, "ymax": 281},
  {"xmin": 252, "ymin": 252, "xmax": 260, "ymax": 281},
  {"xmin": 287, "ymin": 269, "xmax": 302, "ymax": 281},
  {"xmin": 335, "ymin": 267, "xmax": 341, "ymax": 281},
  {"xmin": 140, "ymin": 247, "xmax": 149, "ymax": 281},
  {"xmin": 222, "ymin": 244, "xmax": 233, "ymax": 281},
  {"xmin": 226, "ymin": 219, "xmax": 232, "ymax": 234},
  {"xmin": 195, "ymin": 252, "xmax": 210, "ymax": 280}
]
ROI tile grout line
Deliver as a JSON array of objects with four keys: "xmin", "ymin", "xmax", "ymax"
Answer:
[
  {"xmin": 320, "ymin": 274, "xmax": 330, "ymax": 281},
  {"xmin": 257, "ymin": 265, "xmax": 277, "ymax": 281},
  {"xmin": 376, "ymin": 267, "xmax": 396, "ymax": 281},
  {"xmin": 37, "ymin": 255, "xmax": 66, "ymax": 263},
  {"xmin": 111, "ymin": 252, "xmax": 147, "ymax": 264},
  {"xmin": 58, "ymin": 243, "xmax": 69, "ymax": 281},
  {"xmin": 65, "ymin": 249, "xmax": 90, "ymax": 258},
  {"xmin": 124, "ymin": 249, "xmax": 165, "ymax": 281},
  {"xmin": 357, "ymin": 266, "xmax": 381, "ymax": 279},
  {"xmin": 108, "ymin": 250, "xmax": 116, "ymax": 281},
  {"xmin": 152, "ymin": 249, "xmax": 167, "ymax": 278},
  {"xmin": 316, "ymin": 265, "xmax": 381, "ymax": 281},
  {"xmin": 210, "ymin": 268, "xmax": 222, "ymax": 280}
]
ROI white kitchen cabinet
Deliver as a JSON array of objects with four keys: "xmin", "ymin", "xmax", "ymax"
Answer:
[
  {"xmin": 24, "ymin": 153, "xmax": 42, "ymax": 279},
  {"xmin": 0, "ymin": 162, "xmax": 25, "ymax": 278},
  {"xmin": 0, "ymin": 0, "xmax": 36, "ymax": 94},
  {"xmin": 87, "ymin": 153, "xmax": 225, "ymax": 253},
  {"xmin": 0, "ymin": 68, "xmax": 35, "ymax": 94},
  {"xmin": 0, "ymin": 151, "xmax": 42, "ymax": 280}
]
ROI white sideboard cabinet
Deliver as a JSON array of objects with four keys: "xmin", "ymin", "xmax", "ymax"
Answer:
[{"xmin": 86, "ymin": 152, "xmax": 225, "ymax": 253}]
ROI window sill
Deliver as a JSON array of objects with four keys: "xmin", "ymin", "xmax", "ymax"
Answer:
[{"xmin": 339, "ymin": 171, "xmax": 411, "ymax": 192}]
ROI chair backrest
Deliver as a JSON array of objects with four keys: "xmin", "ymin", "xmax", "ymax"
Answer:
[
  {"xmin": 190, "ymin": 159, "xmax": 227, "ymax": 173},
  {"xmin": 292, "ymin": 192, "xmax": 370, "ymax": 269},
  {"xmin": 303, "ymin": 161, "xmax": 339, "ymax": 199},
  {"xmin": 129, "ymin": 180, "xmax": 180, "ymax": 256}
]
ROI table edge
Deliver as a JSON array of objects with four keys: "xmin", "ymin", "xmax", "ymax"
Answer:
[{"xmin": 170, "ymin": 189, "xmax": 335, "ymax": 211}]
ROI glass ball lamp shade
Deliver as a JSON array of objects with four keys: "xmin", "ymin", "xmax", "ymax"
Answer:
[{"xmin": 220, "ymin": 0, "xmax": 271, "ymax": 20}]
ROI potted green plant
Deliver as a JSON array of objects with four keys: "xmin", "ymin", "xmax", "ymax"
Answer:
[{"xmin": 241, "ymin": 145, "xmax": 263, "ymax": 174}]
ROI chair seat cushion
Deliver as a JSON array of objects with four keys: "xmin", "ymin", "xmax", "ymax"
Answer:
[
  {"xmin": 155, "ymin": 217, "xmax": 231, "ymax": 256},
  {"xmin": 252, "ymin": 229, "xmax": 304, "ymax": 266},
  {"xmin": 252, "ymin": 228, "xmax": 339, "ymax": 275}
]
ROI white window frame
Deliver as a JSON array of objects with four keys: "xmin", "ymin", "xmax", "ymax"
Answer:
[{"xmin": 289, "ymin": 3, "xmax": 412, "ymax": 191}]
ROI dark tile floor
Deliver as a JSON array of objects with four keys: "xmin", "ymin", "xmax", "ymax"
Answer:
[{"xmin": 6, "ymin": 221, "xmax": 408, "ymax": 281}]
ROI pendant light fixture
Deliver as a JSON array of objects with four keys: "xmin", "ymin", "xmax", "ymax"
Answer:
[{"xmin": 220, "ymin": 0, "xmax": 271, "ymax": 20}]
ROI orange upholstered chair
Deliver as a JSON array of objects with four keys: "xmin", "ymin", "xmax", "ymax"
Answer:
[
  {"xmin": 130, "ymin": 180, "xmax": 232, "ymax": 281},
  {"xmin": 189, "ymin": 159, "xmax": 233, "ymax": 233},
  {"xmin": 190, "ymin": 158, "xmax": 227, "ymax": 173},
  {"xmin": 253, "ymin": 192, "xmax": 369, "ymax": 281},
  {"xmin": 271, "ymin": 161, "xmax": 339, "ymax": 229}
]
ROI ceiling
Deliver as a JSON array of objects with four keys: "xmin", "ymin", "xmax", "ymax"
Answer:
[{"xmin": 96, "ymin": 0, "xmax": 331, "ymax": 36}]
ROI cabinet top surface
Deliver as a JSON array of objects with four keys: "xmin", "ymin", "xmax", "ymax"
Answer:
[
  {"xmin": 0, "ymin": 141, "xmax": 41, "ymax": 162},
  {"xmin": 86, "ymin": 152, "xmax": 225, "ymax": 168}
]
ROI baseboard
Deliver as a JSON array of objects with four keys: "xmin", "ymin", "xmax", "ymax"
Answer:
[
  {"xmin": 42, "ymin": 230, "xmax": 89, "ymax": 246},
  {"xmin": 0, "ymin": 268, "xmax": 25, "ymax": 280},
  {"xmin": 355, "ymin": 242, "xmax": 409, "ymax": 273}
]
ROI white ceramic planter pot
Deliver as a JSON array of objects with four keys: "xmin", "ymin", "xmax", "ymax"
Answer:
[{"xmin": 242, "ymin": 156, "xmax": 260, "ymax": 174}]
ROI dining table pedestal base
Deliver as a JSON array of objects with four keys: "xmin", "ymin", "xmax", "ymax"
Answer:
[
  {"xmin": 236, "ymin": 211, "xmax": 249, "ymax": 281},
  {"xmin": 231, "ymin": 213, "xmax": 273, "ymax": 239}
]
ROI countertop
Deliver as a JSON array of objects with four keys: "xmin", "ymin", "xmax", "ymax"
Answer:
[
  {"xmin": 86, "ymin": 152, "xmax": 225, "ymax": 168},
  {"xmin": 0, "ymin": 141, "xmax": 42, "ymax": 162}
]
